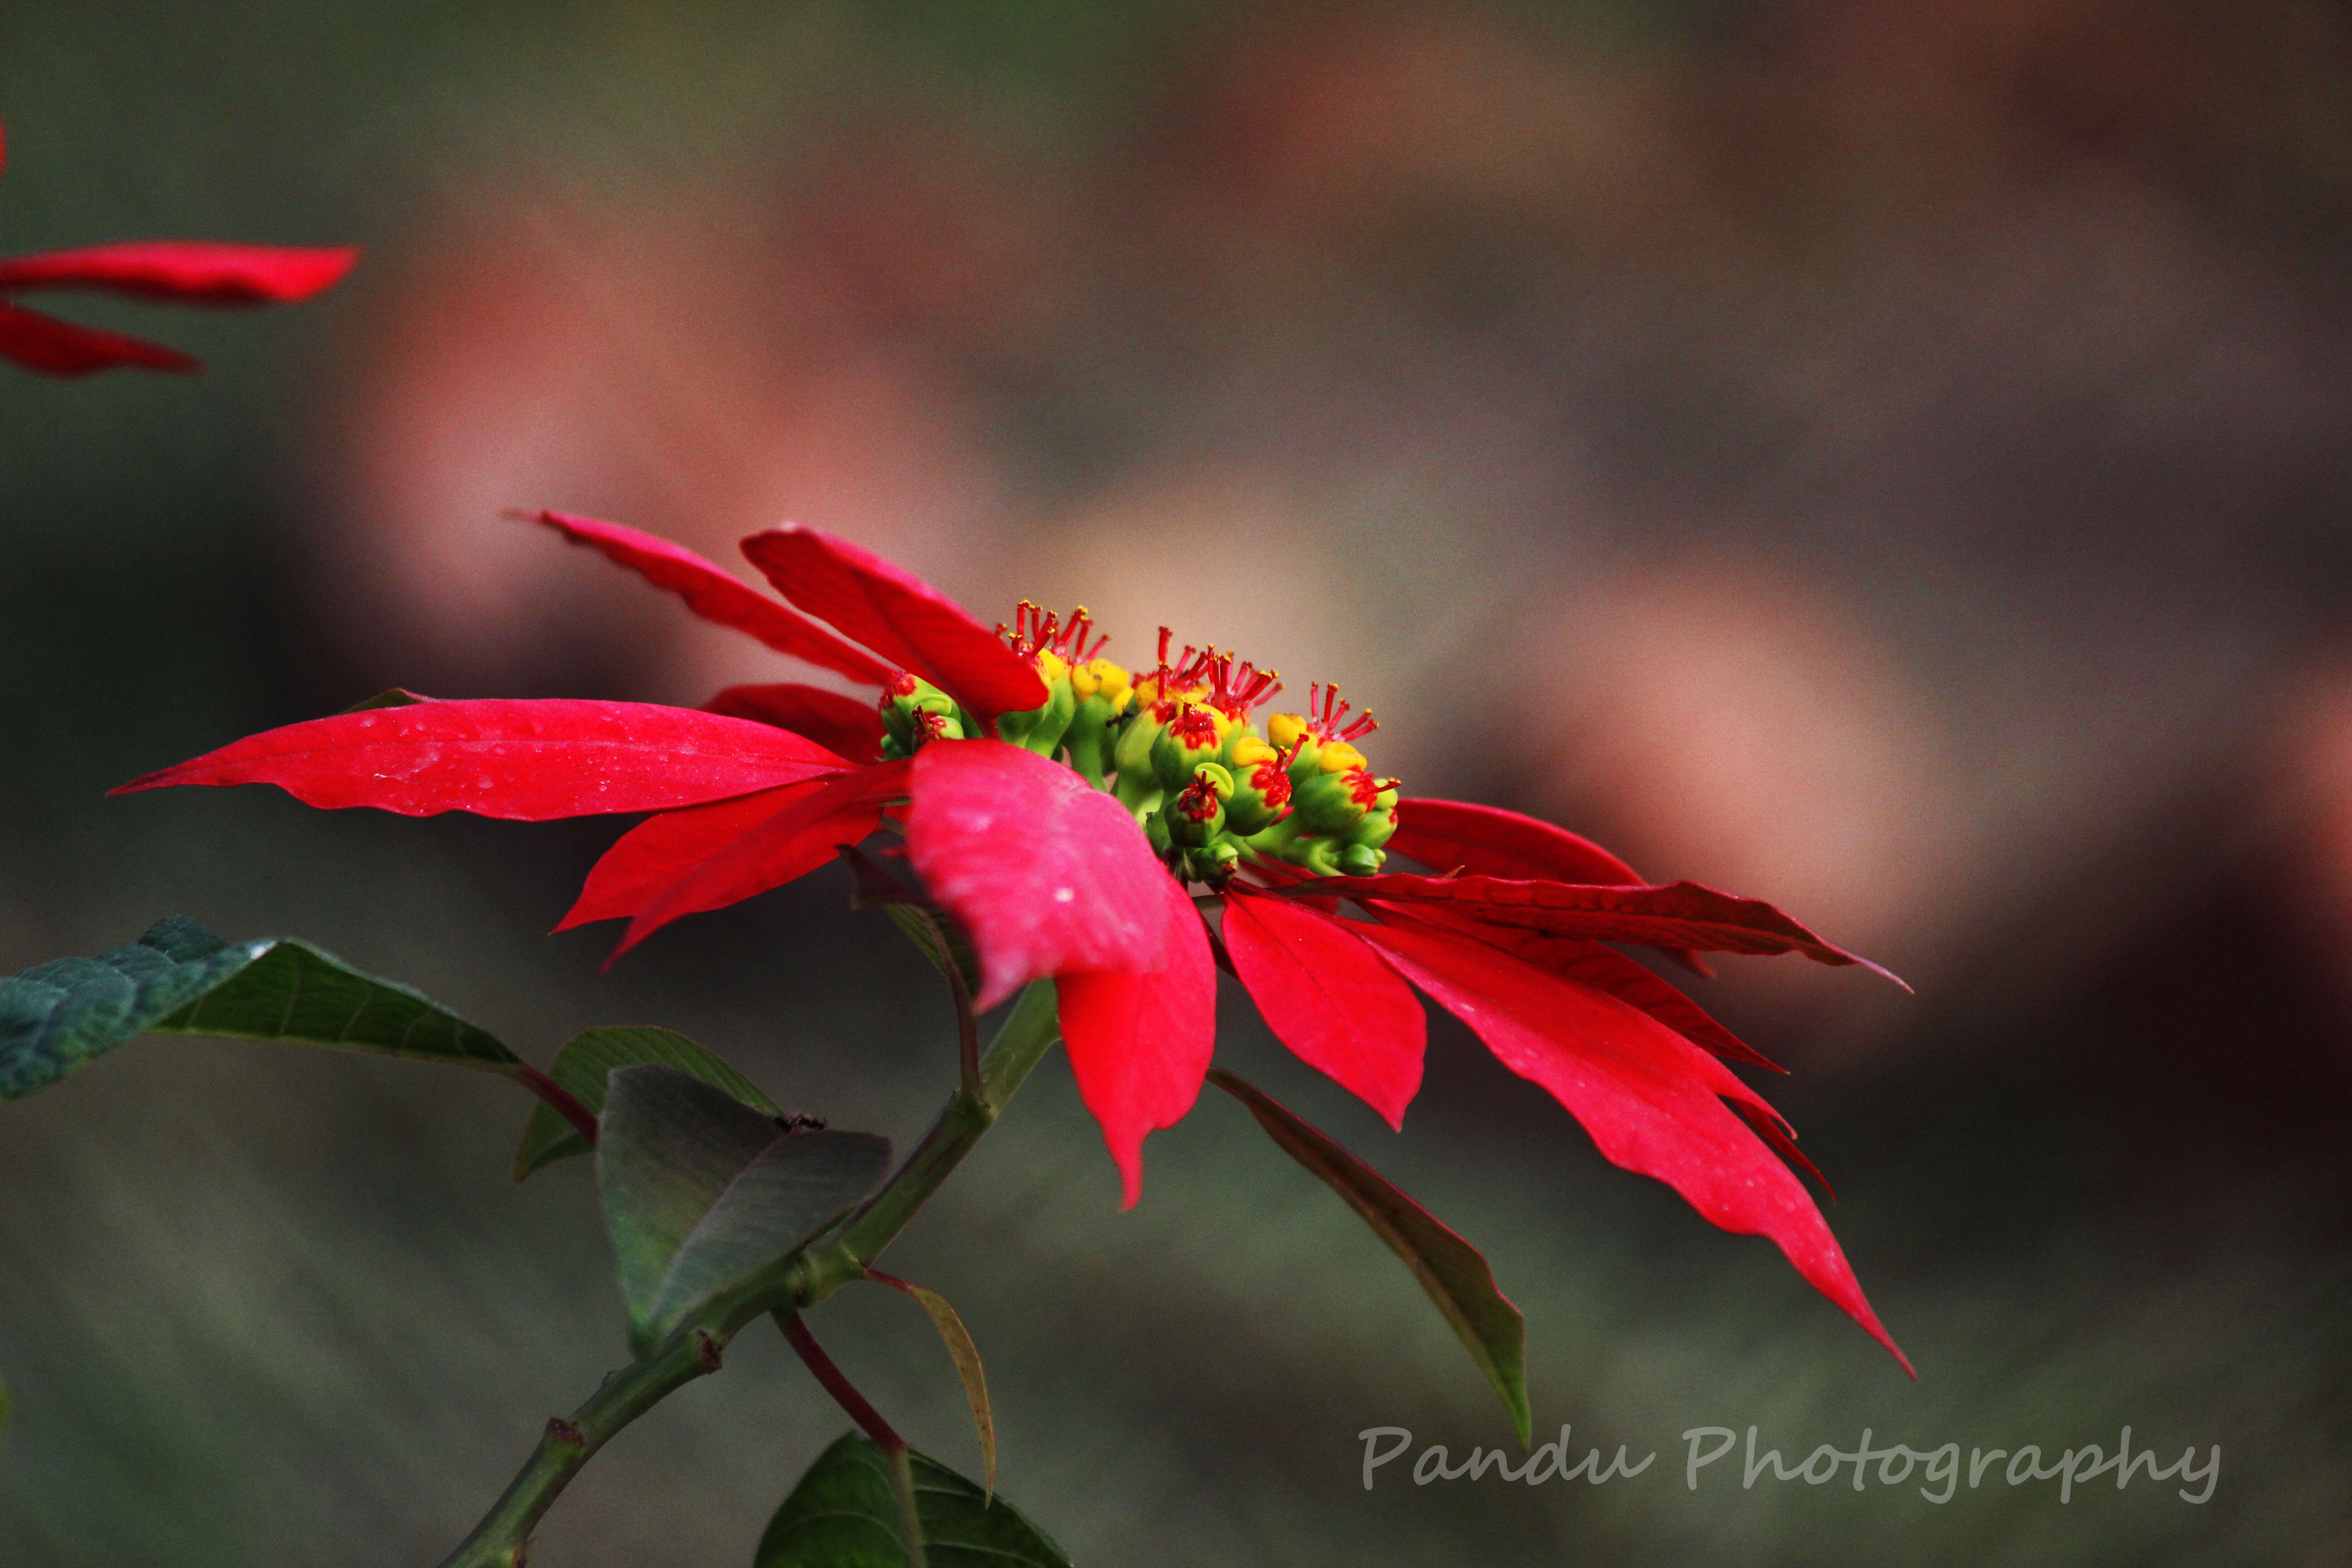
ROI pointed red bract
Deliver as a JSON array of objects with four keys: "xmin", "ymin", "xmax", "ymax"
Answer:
[
  {"xmin": 1221, "ymin": 887, "xmax": 1426, "ymax": 1128},
  {"xmin": 1058, "ymin": 879, "xmax": 1218, "ymax": 1208},
  {"xmin": 1355, "ymin": 916, "xmax": 1910, "ymax": 1373},
  {"xmin": 534, "ymin": 512, "xmax": 895, "ymax": 684},
  {"xmin": 704, "ymin": 683, "xmax": 885, "ymax": 764},
  {"xmin": 1277, "ymin": 872, "xmax": 1903, "ymax": 984},
  {"xmin": 741, "ymin": 526, "xmax": 1048, "ymax": 723},
  {"xmin": 111, "ymin": 699, "xmax": 853, "ymax": 820},
  {"xmin": 608, "ymin": 760, "xmax": 911, "ymax": 957},
  {"xmin": 0, "ymin": 241, "xmax": 359, "ymax": 303},
  {"xmin": 558, "ymin": 779, "xmax": 829, "ymax": 930},
  {"xmin": 905, "ymin": 740, "xmax": 1173, "ymax": 1010},
  {"xmin": 1374, "ymin": 913, "xmax": 1782, "ymax": 1073},
  {"xmin": 1388, "ymin": 798, "xmax": 1710, "ymax": 975},
  {"xmin": 0, "ymin": 300, "xmax": 196, "ymax": 375},
  {"xmin": 1389, "ymin": 798, "xmax": 1647, "ymax": 886}
]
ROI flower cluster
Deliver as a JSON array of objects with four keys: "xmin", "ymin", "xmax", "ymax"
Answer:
[
  {"xmin": 887, "ymin": 608, "xmax": 1396, "ymax": 888},
  {"xmin": 0, "ymin": 121, "xmax": 356, "ymax": 377},
  {"xmin": 119, "ymin": 510, "xmax": 1911, "ymax": 1372}
]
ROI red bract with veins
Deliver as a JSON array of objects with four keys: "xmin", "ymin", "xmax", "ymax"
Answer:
[
  {"xmin": 116, "ymin": 507, "xmax": 1913, "ymax": 1373},
  {"xmin": 0, "ymin": 122, "xmax": 357, "ymax": 377}
]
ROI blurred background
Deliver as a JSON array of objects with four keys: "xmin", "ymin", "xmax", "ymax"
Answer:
[{"xmin": 3, "ymin": 0, "xmax": 2349, "ymax": 1562}]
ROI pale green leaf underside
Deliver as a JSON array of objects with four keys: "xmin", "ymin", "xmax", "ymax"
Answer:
[
  {"xmin": 756, "ymin": 1434, "xmax": 1070, "ymax": 1568},
  {"xmin": 513, "ymin": 1024, "xmax": 778, "ymax": 1181}
]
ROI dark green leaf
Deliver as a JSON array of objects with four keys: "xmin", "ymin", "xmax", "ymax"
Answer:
[
  {"xmin": 0, "ymin": 918, "xmax": 263, "ymax": 1098},
  {"xmin": 882, "ymin": 907, "xmax": 983, "ymax": 1001},
  {"xmin": 153, "ymin": 939, "xmax": 520, "ymax": 1071},
  {"xmin": 339, "ymin": 687, "xmax": 435, "ymax": 712},
  {"xmin": 1207, "ymin": 1068, "xmax": 1529, "ymax": 1446},
  {"xmin": 2, "ymin": 919, "xmax": 528, "ymax": 1104},
  {"xmin": 843, "ymin": 846, "xmax": 983, "ymax": 1000},
  {"xmin": 513, "ymin": 1025, "xmax": 779, "ymax": 1181},
  {"xmin": 598, "ymin": 1067, "xmax": 888, "ymax": 1354},
  {"xmin": 756, "ymin": 1434, "xmax": 1070, "ymax": 1568}
]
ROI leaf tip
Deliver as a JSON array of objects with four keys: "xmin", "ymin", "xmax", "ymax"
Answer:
[{"xmin": 105, "ymin": 767, "xmax": 172, "ymax": 796}]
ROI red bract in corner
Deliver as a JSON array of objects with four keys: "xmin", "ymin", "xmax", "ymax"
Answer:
[
  {"xmin": 0, "ymin": 122, "xmax": 357, "ymax": 377},
  {"xmin": 115, "ymin": 509, "xmax": 1912, "ymax": 1371}
]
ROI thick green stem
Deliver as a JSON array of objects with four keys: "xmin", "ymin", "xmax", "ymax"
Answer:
[
  {"xmin": 435, "ymin": 1328, "xmax": 719, "ymax": 1568},
  {"xmin": 435, "ymin": 981, "xmax": 1062, "ymax": 1568},
  {"xmin": 817, "ymin": 979, "xmax": 1060, "ymax": 1277}
]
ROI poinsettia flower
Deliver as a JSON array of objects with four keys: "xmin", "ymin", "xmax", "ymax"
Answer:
[
  {"xmin": 0, "ymin": 121, "xmax": 357, "ymax": 376},
  {"xmin": 115, "ymin": 508, "xmax": 1910, "ymax": 1371}
]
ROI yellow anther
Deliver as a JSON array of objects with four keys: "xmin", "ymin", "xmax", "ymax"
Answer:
[
  {"xmin": 1318, "ymin": 741, "xmax": 1368, "ymax": 774},
  {"xmin": 1034, "ymin": 650, "xmax": 1070, "ymax": 683},
  {"xmin": 1071, "ymin": 656, "xmax": 1131, "ymax": 705},
  {"xmin": 1229, "ymin": 735, "xmax": 1277, "ymax": 768},
  {"xmin": 1266, "ymin": 712, "xmax": 1308, "ymax": 749}
]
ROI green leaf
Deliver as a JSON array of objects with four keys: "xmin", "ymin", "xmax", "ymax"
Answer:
[
  {"xmin": 2, "ymin": 918, "xmax": 528, "ymax": 1104},
  {"xmin": 598, "ymin": 1066, "xmax": 889, "ymax": 1355},
  {"xmin": 0, "ymin": 918, "xmax": 265, "ymax": 1098},
  {"xmin": 1207, "ymin": 1068, "xmax": 1530, "ymax": 1446},
  {"xmin": 843, "ymin": 846, "xmax": 983, "ymax": 1000},
  {"xmin": 868, "ymin": 1273, "xmax": 996, "ymax": 1497},
  {"xmin": 153, "ymin": 939, "xmax": 521, "ymax": 1070},
  {"xmin": 513, "ymin": 1025, "xmax": 779, "ymax": 1182},
  {"xmin": 339, "ymin": 687, "xmax": 435, "ymax": 712},
  {"xmin": 756, "ymin": 1434, "xmax": 1070, "ymax": 1568}
]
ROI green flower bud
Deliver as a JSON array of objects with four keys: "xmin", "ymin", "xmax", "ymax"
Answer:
[
  {"xmin": 1062, "ymin": 656, "xmax": 1133, "ymax": 788},
  {"xmin": 878, "ymin": 672, "xmax": 964, "ymax": 758},
  {"xmin": 1220, "ymin": 734, "xmax": 1297, "ymax": 837},
  {"xmin": 1150, "ymin": 703, "xmax": 1228, "ymax": 795},
  {"xmin": 1289, "ymin": 763, "xmax": 1387, "ymax": 836},
  {"xmin": 1164, "ymin": 762, "xmax": 1232, "ymax": 848},
  {"xmin": 996, "ymin": 650, "xmax": 1077, "ymax": 759},
  {"xmin": 1179, "ymin": 838, "xmax": 1241, "ymax": 884}
]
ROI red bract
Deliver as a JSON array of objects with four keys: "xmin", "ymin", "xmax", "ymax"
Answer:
[
  {"xmin": 117, "ymin": 511, "xmax": 1911, "ymax": 1370},
  {"xmin": 904, "ymin": 741, "xmax": 1172, "ymax": 1011},
  {"xmin": 0, "ymin": 122, "xmax": 356, "ymax": 376},
  {"xmin": 110, "ymin": 699, "xmax": 851, "ymax": 819},
  {"xmin": 740, "ymin": 528, "xmax": 1047, "ymax": 722}
]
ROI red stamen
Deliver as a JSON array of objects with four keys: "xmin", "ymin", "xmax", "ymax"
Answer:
[
  {"xmin": 1205, "ymin": 653, "xmax": 1283, "ymax": 720},
  {"xmin": 1300, "ymin": 682, "xmax": 1379, "ymax": 744},
  {"xmin": 1002, "ymin": 600, "xmax": 1105, "ymax": 666}
]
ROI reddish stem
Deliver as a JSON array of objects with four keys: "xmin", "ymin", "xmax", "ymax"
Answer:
[
  {"xmin": 777, "ymin": 1312, "xmax": 905, "ymax": 1455},
  {"xmin": 513, "ymin": 1063, "xmax": 600, "ymax": 1144}
]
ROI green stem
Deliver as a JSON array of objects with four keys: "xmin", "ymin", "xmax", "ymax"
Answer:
[
  {"xmin": 890, "ymin": 1445, "xmax": 928, "ymax": 1568},
  {"xmin": 435, "ymin": 981, "xmax": 1063, "ymax": 1568},
  {"xmin": 434, "ymin": 1328, "xmax": 720, "ymax": 1568}
]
